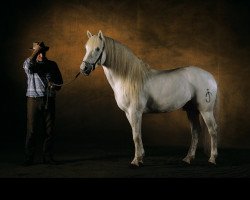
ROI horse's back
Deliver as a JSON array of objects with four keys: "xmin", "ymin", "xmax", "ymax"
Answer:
[{"xmin": 151, "ymin": 66, "xmax": 217, "ymax": 93}]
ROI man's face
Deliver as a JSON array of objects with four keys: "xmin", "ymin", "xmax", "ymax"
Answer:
[{"xmin": 37, "ymin": 51, "xmax": 46, "ymax": 61}]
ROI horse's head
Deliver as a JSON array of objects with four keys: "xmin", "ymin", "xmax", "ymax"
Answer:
[{"xmin": 80, "ymin": 30, "xmax": 106, "ymax": 76}]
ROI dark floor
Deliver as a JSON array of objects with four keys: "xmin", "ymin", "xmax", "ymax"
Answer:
[{"xmin": 1, "ymin": 139, "xmax": 250, "ymax": 178}]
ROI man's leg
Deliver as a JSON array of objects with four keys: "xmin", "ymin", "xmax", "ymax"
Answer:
[
  {"xmin": 24, "ymin": 98, "xmax": 39, "ymax": 165},
  {"xmin": 42, "ymin": 97, "xmax": 57, "ymax": 164}
]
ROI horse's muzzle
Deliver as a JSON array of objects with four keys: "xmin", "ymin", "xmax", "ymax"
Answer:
[{"xmin": 80, "ymin": 62, "xmax": 93, "ymax": 76}]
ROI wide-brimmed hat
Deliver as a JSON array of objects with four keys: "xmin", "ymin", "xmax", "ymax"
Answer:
[{"xmin": 29, "ymin": 41, "xmax": 49, "ymax": 52}]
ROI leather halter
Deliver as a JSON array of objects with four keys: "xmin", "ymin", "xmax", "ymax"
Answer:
[{"xmin": 82, "ymin": 42, "xmax": 105, "ymax": 72}]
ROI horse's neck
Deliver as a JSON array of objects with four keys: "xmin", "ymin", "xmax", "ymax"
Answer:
[{"xmin": 102, "ymin": 38, "xmax": 152, "ymax": 98}]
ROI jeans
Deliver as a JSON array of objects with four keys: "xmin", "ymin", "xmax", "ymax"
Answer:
[{"xmin": 25, "ymin": 97, "xmax": 56, "ymax": 160}]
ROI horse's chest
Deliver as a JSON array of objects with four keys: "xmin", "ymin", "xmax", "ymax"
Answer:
[{"xmin": 113, "ymin": 89, "xmax": 130, "ymax": 111}]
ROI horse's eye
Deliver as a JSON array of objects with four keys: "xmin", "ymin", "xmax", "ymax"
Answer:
[{"xmin": 96, "ymin": 47, "xmax": 100, "ymax": 51}]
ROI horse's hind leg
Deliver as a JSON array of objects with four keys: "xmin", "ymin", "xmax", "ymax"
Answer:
[
  {"xmin": 125, "ymin": 111, "xmax": 144, "ymax": 167},
  {"xmin": 183, "ymin": 108, "xmax": 201, "ymax": 164},
  {"xmin": 200, "ymin": 111, "xmax": 218, "ymax": 164}
]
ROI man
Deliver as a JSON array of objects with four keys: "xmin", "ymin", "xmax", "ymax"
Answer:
[{"xmin": 23, "ymin": 41, "xmax": 63, "ymax": 166}]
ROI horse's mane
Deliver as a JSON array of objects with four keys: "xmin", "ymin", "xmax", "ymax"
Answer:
[{"xmin": 104, "ymin": 36, "xmax": 151, "ymax": 105}]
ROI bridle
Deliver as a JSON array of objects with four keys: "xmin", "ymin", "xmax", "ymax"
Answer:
[{"xmin": 82, "ymin": 42, "xmax": 105, "ymax": 73}]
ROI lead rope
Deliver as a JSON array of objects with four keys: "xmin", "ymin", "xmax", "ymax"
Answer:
[
  {"xmin": 45, "ymin": 83, "xmax": 50, "ymax": 110},
  {"xmin": 45, "ymin": 71, "xmax": 81, "ymax": 109},
  {"xmin": 51, "ymin": 72, "xmax": 81, "ymax": 87}
]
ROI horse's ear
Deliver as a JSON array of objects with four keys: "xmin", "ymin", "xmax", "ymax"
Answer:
[
  {"xmin": 98, "ymin": 30, "xmax": 104, "ymax": 40},
  {"xmin": 87, "ymin": 30, "xmax": 92, "ymax": 38}
]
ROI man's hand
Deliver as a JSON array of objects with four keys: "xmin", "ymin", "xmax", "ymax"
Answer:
[
  {"xmin": 29, "ymin": 42, "xmax": 42, "ymax": 61},
  {"xmin": 48, "ymin": 82, "xmax": 55, "ymax": 90}
]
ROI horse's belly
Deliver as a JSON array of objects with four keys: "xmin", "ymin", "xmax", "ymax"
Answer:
[
  {"xmin": 144, "ymin": 71, "xmax": 193, "ymax": 113},
  {"xmin": 145, "ymin": 97, "xmax": 190, "ymax": 113},
  {"xmin": 145, "ymin": 86, "xmax": 192, "ymax": 113}
]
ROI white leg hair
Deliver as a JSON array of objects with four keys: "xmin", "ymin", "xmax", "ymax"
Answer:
[
  {"xmin": 126, "ymin": 111, "xmax": 145, "ymax": 166},
  {"xmin": 200, "ymin": 111, "xmax": 218, "ymax": 164},
  {"xmin": 183, "ymin": 110, "xmax": 202, "ymax": 164}
]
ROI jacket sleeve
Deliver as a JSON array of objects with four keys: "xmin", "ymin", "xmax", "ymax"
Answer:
[
  {"xmin": 23, "ymin": 58, "xmax": 37, "ymax": 74},
  {"xmin": 52, "ymin": 62, "xmax": 63, "ymax": 91}
]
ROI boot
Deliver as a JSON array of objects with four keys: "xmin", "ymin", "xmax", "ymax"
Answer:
[
  {"xmin": 42, "ymin": 155, "xmax": 59, "ymax": 165},
  {"xmin": 22, "ymin": 156, "xmax": 34, "ymax": 166}
]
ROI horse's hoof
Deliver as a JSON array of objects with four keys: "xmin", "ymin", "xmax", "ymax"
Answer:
[
  {"xmin": 129, "ymin": 164, "xmax": 140, "ymax": 169},
  {"xmin": 138, "ymin": 162, "xmax": 144, "ymax": 167},
  {"xmin": 182, "ymin": 157, "xmax": 191, "ymax": 164},
  {"xmin": 208, "ymin": 159, "xmax": 216, "ymax": 165},
  {"xmin": 129, "ymin": 162, "xmax": 143, "ymax": 169}
]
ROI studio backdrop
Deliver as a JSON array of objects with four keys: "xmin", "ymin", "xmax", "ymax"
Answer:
[{"xmin": 1, "ymin": 0, "xmax": 250, "ymax": 149}]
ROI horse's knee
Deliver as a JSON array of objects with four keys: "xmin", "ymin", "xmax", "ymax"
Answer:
[
  {"xmin": 133, "ymin": 134, "xmax": 141, "ymax": 143},
  {"xmin": 192, "ymin": 130, "xmax": 199, "ymax": 140},
  {"xmin": 208, "ymin": 129, "xmax": 217, "ymax": 138}
]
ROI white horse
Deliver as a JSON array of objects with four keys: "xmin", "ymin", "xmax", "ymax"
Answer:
[{"xmin": 80, "ymin": 30, "xmax": 218, "ymax": 166}]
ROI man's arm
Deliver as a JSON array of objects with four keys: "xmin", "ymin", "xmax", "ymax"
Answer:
[
  {"xmin": 52, "ymin": 62, "xmax": 63, "ymax": 91},
  {"xmin": 29, "ymin": 43, "xmax": 42, "ymax": 61},
  {"xmin": 23, "ymin": 43, "xmax": 42, "ymax": 74},
  {"xmin": 23, "ymin": 58, "xmax": 36, "ymax": 74}
]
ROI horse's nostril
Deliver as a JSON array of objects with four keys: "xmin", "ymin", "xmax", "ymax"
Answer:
[
  {"xmin": 81, "ymin": 67, "xmax": 90, "ymax": 76},
  {"xmin": 84, "ymin": 71, "xmax": 90, "ymax": 76}
]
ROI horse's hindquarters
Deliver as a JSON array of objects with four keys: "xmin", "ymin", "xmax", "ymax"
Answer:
[{"xmin": 185, "ymin": 67, "xmax": 217, "ymax": 112}]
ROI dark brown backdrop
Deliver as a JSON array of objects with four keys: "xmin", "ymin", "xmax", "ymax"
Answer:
[{"xmin": 1, "ymin": 0, "xmax": 250, "ymax": 149}]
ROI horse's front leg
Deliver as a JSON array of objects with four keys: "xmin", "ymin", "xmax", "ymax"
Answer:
[{"xmin": 126, "ymin": 111, "xmax": 144, "ymax": 167}]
